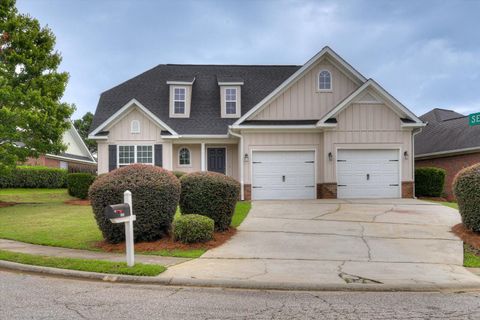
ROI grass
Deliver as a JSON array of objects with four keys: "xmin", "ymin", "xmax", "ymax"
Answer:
[
  {"xmin": 439, "ymin": 201, "xmax": 458, "ymax": 209},
  {"xmin": 0, "ymin": 189, "xmax": 251, "ymax": 258},
  {"xmin": 0, "ymin": 188, "xmax": 73, "ymax": 203},
  {"xmin": 0, "ymin": 249, "xmax": 165, "ymax": 276},
  {"xmin": 464, "ymin": 245, "xmax": 480, "ymax": 268}
]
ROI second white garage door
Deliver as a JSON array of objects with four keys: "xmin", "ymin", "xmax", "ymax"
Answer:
[
  {"xmin": 252, "ymin": 151, "xmax": 315, "ymax": 200},
  {"xmin": 336, "ymin": 149, "xmax": 400, "ymax": 199}
]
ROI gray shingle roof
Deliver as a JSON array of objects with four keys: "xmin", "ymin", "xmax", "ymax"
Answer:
[
  {"xmin": 91, "ymin": 64, "xmax": 301, "ymax": 135},
  {"xmin": 415, "ymin": 108, "xmax": 480, "ymax": 156}
]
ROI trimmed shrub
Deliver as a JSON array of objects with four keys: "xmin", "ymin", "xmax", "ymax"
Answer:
[
  {"xmin": 179, "ymin": 172, "xmax": 240, "ymax": 231},
  {"xmin": 173, "ymin": 214, "xmax": 214, "ymax": 243},
  {"xmin": 172, "ymin": 171, "xmax": 186, "ymax": 179},
  {"xmin": 67, "ymin": 173, "xmax": 96, "ymax": 199},
  {"xmin": 0, "ymin": 166, "xmax": 67, "ymax": 188},
  {"xmin": 88, "ymin": 164, "xmax": 180, "ymax": 243},
  {"xmin": 454, "ymin": 163, "xmax": 480, "ymax": 232},
  {"xmin": 415, "ymin": 167, "xmax": 446, "ymax": 197}
]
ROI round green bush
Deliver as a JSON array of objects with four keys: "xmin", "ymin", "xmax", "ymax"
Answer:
[
  {"xmin": 67, "ymin": 173, "xmax": 96, "ymax": 199},
  {"xmin": 415, "ymin": 167, "xmax": 446, "ymax": 197},
  {"xmin": 173, "ymin": 214, "xmax": 214, "ymax": 243},
  {"xmin": 454, "ymin": 164, "xmax": 480, "ymax": 232},
  {"xmin": 179, "ymin": 172, "xmax": 240, "ymax": 231},
  {"xmin": 88, "ymin": 164, "xmax": 181, "ymax": 243}
]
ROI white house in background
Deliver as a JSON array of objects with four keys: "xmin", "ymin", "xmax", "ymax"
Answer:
[
  {"xmin": 88, "ymin": 47, "xmax": 425, "ymax": 200},
  {"xmin": 25, "ymin": 121, "xmax": 97, "ymax": 172}
]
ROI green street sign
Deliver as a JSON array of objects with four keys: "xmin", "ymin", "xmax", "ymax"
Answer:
[{"xmin": 469, "ymin": 112, "xmax": 480, "ymax": 126}]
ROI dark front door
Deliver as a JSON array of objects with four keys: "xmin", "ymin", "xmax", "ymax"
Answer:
[{"xmin": 207, "ymin": 148, "xmax": 226, "ymax": 174}]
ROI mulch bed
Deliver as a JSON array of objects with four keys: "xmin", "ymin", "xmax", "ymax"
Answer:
[
  {"xmin": 64, "ymin": 199, "xmax": 91, "ymax": 206},
  {"xmin": 0, "ymin": 202, "xmax": 17, "ymax": 208},
  {"xmin": 94, "ymin": 227, "xmax": 237, "ymax": 253},
  {"xmin": 452, "ymin": 223, "xmax": 480, "ymax": 250}
]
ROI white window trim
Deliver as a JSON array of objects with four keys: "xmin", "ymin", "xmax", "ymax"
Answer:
[
  {"xmin": 222, "ymin": 86, "xmax": 241, "ymax": 118},
  {"xmin": 178, "ymin": 147, "xmax": 192, "ymax": 167},
  {"xmin": 317, "ymin": 69, "xmax": 333, "ymax": 92},
  {"xmin": 117, "ymin": 144, "xmax": 154, "ymax": 168},
  {"xmin": 130, "ymin": 119, "xmax": 140, "ymax": 134},
  {"xmin": 225, "ymin": 87, "xmax": 237, "ymax": 115},
  {"xmin": 173, "ymin": 86, "xmax": 187, "ymax": 115}
]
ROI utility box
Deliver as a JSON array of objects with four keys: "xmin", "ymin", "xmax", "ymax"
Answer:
[{"xmin": 105, "ymin": 203, "xmax": 131, "ymax": 220}]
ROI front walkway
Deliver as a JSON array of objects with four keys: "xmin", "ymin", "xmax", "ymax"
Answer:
[{"xmin": 158, "ymin": 199, "xmax": 480, "ymax": 290}]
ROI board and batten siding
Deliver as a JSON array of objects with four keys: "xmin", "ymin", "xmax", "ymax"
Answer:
[
  {"xmin": 97, "ymin": 106, "xmax": 172, "ymax": 174},
  {"xmin": 251, "ymin": 58, "xmax": 360, "ymax": 121},
  {"xmin": 242, "ymin": 132, "xmax": 323, "ymax": 184},
  {"xmin": 323, "ymin": 102, "xmax": 413, "ymax": 182}
]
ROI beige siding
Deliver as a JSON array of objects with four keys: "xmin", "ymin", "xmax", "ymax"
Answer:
[
  {"xmin": 98, "ymin": 106, "xmax": 172, "ymax": 174},
  {"xmin": 172, "ymin": 144, "xmax": 201, "ymax": 173},
  {"xmin": 97, "ymin": 142, "xmax": 109, "ymax": 174},
  {"xmin": 242, "ymin": 132, "xmax": 323, "ymax": 184},
  {"xmin": 323, "ymin": 103, "xmax": 413, "ymax": 182},
  {"xmin": 251, "ymin": 58, "xmax": 360, "ymax": 120},
  {"xmin": 107, "ymin": 108, "xmax": 163, "ymax": 142}
]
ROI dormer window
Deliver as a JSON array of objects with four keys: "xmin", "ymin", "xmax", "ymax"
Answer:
[
  {"xmin": 173, "ymin": 87, "xmax": 186, "ymax": 114},
  {"xmin": 225, "ymin": 88, "xmax": 237, "ymax": 114},
  {"xmin": 167, "ymin": 78, "xmax": 194, "ymax": 118},
  {"xmin": 130, "ymin": 119, "xmax": 140, "ymax": 133},
  {"xmin": 318, "ymin": 70, "xmax": 332, "ymax": 91}
]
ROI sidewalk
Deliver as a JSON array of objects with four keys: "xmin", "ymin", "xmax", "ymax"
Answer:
[{"xmin": 0, "ymin": 239, "xmax": 189, "ymax": 267}]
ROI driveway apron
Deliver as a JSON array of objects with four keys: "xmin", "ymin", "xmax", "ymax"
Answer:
[{"xmin": 159, "ymin": 199, "xmax": 480, "ymax": 289}]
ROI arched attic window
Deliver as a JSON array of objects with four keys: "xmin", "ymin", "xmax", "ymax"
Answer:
[
  {"xmin": 130, "ymin": 120, "xmax": 140, "ymax": 133},
  {"xmin": 318, "ymin": 70, "xmax": 332, "ymax": 91},
  {"xmin": 178, "ymin": 147, "xmax": 191, "ymax": 166}
]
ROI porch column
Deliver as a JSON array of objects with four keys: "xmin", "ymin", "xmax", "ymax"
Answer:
[{"xmin": 201, "ymin": 142, "xmax": 206, "ymax": 171}]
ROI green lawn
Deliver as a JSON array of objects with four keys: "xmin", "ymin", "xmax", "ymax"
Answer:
[
  {"xmin": 464, "ymin": 245, "xmax": 480, "ymax": 268},
  {"xmin": 0, "ymin": 189, "xmax": 251, "ymax": 258},
  {"xmin": 439, "ymin": 201, "xmax": 458, "ymax": 209},
  {"xmin": 0, "ymin": 249, "xmax": 165, "ymax": 276}
]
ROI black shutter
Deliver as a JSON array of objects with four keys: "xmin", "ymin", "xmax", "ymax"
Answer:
[
  {"xmin": 154, "ymin": 144, "xmax": 163, "ymax": 167},
  {"xmin": 108, "ymin": 145, "xmax": 117, "ymax": 172}
]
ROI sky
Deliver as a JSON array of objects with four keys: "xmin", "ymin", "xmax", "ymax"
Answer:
[{"xmin": 16, "ymin": 0, "xmax": 480, "ymax": 119}]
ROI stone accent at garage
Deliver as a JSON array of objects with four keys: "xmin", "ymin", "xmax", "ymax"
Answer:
[
  {"xmin": 402, "ymin": 181, "xmax": 414, "ymax": 198},
  {"xmin": 317, "ymin": 183, "xmax": 337, "ymax": 199},
  {"xmin": 416, "ymin": 152, "xmax": 480, "ymax": 200},
  {"xmin": 244, "ymin": 184, "xmax": 252, "ymax": 201}
]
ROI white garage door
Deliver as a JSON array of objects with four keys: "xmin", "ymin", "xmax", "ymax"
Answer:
[
  {"xmin": 336, "ymin": 149, "xmax": 400, "ymax": 199},
  {"xmin": 252, "ymin": 151, "xmax": 315, "ymax": 200}
]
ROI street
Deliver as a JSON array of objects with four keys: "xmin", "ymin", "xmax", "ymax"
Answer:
[{"xmin": 1, "ymin": 270, "xmax": 479, "ymax": 319}]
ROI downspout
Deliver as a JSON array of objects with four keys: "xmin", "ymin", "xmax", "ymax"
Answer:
[
  {"xmin": 412, "ymin": 127, "xmax": 423, "ymax": 199},
  {"xmin": 228, "ymin": 128, "xmax": 244, "ymax": 200}
]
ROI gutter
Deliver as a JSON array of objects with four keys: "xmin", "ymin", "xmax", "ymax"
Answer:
[
  {"xmin": 228, "ymin": 128, "xmax": 244, "ymax": 201},
  {"xmin": 412, "ymin": 127, "xmax": 423, "ymax": 198}
]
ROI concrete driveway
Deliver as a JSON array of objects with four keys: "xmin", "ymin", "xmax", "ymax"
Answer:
[{"xmin": 160, "ymin": 199, "xmax": 480, "ymax": 290}]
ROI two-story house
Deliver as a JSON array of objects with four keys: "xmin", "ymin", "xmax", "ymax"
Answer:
[{"xmin": 88, "ymin": 47, "xmax": 425, "ymax": 200}]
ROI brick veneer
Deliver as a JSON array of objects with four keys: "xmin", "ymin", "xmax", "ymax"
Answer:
[
  {"xmin": 416, "ymin": 152, "xmax": 480, "ymax": 200},
  {"xmin": 402, "ymin": 181, "xmax": 414, "ymax": 198},
  {"xmin": 317, "ymin": 183, "xmax": 337, "ymax": 199},
  {"xmin": 244, "ymin": 184, "xmax": 252, "ymax": 200}
]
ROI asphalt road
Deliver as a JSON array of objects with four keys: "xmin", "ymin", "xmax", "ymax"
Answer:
[{"xmin": 1, "ymin": 270, "xmax": 480, "ymax": 320}]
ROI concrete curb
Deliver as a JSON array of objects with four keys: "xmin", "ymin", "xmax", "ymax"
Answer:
[{"xmin": 2, "ymin": 260, "xmax": 480, "ymax": 292}]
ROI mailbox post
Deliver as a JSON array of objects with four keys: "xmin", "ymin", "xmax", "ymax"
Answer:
[{"xmin": 104, "ymin": 190, "xmax": 136, "ymax": 267}]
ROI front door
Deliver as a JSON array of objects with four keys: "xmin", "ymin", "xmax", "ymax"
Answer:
[{"xmin": 207, "ymin": 148, "xmax": 226, "ymax": 174}]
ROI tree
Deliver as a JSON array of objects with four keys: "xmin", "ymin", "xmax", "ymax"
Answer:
[
  {"xmin": 0, "ymin": 0, "xmax": 74, "ymax": 173},
  {"xmin": 73, "ymin": 112, "xmax": 96, "ymax": 154}
]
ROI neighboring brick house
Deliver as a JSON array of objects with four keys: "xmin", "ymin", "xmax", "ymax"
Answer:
[
  {"xmin": 415, "ymin": 108, "xmax": 480, "ymax": 200},
  {"xmin": 24, "ymin": 121, "xmax": 97, "ymax": 173}
]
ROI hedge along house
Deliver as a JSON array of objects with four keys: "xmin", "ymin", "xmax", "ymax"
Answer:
[
  {"xmin": 415, "ymin": 108, "xmax": 480, "ymax": 200},
  {"xmin": 89, "ymin": 47, "xmax": 425, "ymax": 200}
]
